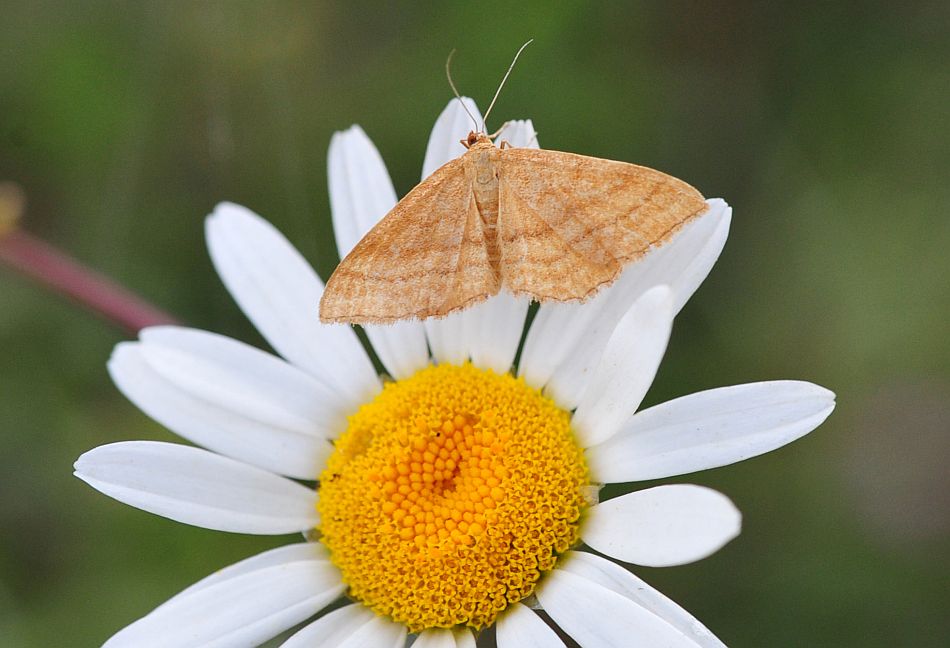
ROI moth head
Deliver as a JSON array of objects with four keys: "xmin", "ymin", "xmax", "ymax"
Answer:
[
  {"xmin": 462, "ymin": 131, "xmax": 480, "ymax": 149},
  {"xmin": 461, "ymin": 131, "xmax": 493, "ymax": 150}
]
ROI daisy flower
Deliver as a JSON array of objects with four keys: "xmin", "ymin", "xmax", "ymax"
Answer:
[{"xmin": 74, "ymin": 98, "xmax": 835, "ymax": 647}]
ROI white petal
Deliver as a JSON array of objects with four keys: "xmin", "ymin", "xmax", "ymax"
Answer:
[
  {"xmin": 413, "ymin": 627, "xmax": 476, "ymax": 648},
  {"xmin": 496, "ymin": 603, "xmax": 566, "ymax": 648},
  {"xmin": 157, "ymin": 542, "xmax": 330, "ymax": 610},
  {"xmin": 559, "ymin": 551, "xmax": 726, "ymax": 647},
  {"xmin": 422, "ymin": 97, "xmax": 483, "ymax": 179},
  {"xmin": 536, "ymin": 569, "xmax": 699, "ymax": 648},
  {"xmin": 328, "ymin": 124, "xmax": 399, "ymax": 259},
  {"xmin": 424, "ymin": 313, "xmax": 468, "ymax": 366},
  {"xmin": 588, "ymin": 381, "xmax": 836, "ymax": 482},
  {"xmin": 364, "ymin": 320, "xmax": 431, "ymax": 380},
  {"xmin": 412, "ymin": 629, "xmax": 453, "ymax": 648},
  {"xmin": 466, "ymin": 292, "xmax": 530, "ymax": 374},
  {"xmin": 206, "ymin": 202, "xmax": 380, "ymax": 409},
  {"xmin": 518, "ymin": 300, "xmax": 599, "ymax": 391},
  {"xmin": 104, "ymin": 560, "xmax": 344, "ymax": 648},
  {"xmin": 582, "ymin": 484, "xmax": 741, "ymax": 567},
  {"xmin": 455, "ymin": 629, "xmax": 476, "ymax": 648},
  {"xmin": 571, "ymin": 286, "xmax": 674, "ymax": 447},
  {"xmin": 139, "ymin": 326, "xmax": 344, "ymax": 434},
  {"xmin": 519, "ymin": 200, "xmax": 730, "ymax": 403},
  {"xmin": 495, "ymin": 119, "xmax": 538, "ymax": 149},
  {"xmin": 74, "ymin": 441, "xmax": 319, "ymax": 534},
  {"xmin": 282, "ymin": 604, "xmax": 407, "ymax": 648},
  {"xmin": 109, "ymin": 342, "xmax": 333, "ymax": 480},
  {"xmin": 328, "ymin": 126, "xmax": 429, "ymax": 379},
  {"xmin": 281, "ymin": 604, "xmax": 368, "ymax": 647},
  {"xmin": 615, "ymin": 199, "xmax": 731, "ymax": 315}
]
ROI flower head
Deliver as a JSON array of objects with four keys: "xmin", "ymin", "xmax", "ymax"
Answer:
[{"xmin": 74, "ymin": 98, "xmax": 835, "ymax": 647}]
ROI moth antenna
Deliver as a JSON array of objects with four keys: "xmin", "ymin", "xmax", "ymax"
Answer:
[
  {"xmin": 482, "ymin": 39, "xmax": 533, "ymax": 133},
  {"xmin": 445, "ymin": 49, "xmax": 480, "ymax": 133}
]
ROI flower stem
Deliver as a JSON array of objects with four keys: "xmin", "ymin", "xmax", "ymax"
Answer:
[{"xmin": 0, "ymin": 229, "xmax": 181, "ymax": 335}]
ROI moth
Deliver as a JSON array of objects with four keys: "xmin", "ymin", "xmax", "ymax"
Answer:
[
  {"xmin": 319, "ymin": 130, "xmax": 708, "ymax": 325},
  {"xmin": 319, "ymin": 43, "xmax": 708, "ymax": 325}
]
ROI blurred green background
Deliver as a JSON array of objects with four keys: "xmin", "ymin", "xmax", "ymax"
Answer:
[{"xmin": 1, "ymin": 2, "xmax": 948, "ymax": 646}]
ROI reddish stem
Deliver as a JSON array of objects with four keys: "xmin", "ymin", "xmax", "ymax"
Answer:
[{"xmin": 0, "ymin": 229, "xmax": 180, "ymax": 335}]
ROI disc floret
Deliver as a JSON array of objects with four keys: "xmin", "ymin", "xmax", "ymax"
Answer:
[{"xmin": 317, "ymin": 363, "xmax": 589, "ymax": 631}]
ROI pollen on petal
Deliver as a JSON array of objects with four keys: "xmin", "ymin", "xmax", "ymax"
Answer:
[{"xmin": 317, "ymin": 363, "xmax": 589, "ymax": 632}]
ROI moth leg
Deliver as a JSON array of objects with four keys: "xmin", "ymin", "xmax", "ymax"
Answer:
[{"xmin": 499, "ymin": 140, "xmax": 511, "ymax": 150}]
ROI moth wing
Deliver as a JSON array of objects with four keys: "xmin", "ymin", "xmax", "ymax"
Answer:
[
  {"xmin": 498, "ymin": 148, "xmax": 708, "ymax": 301},
  {"xmin": 320, "ymin": 155, "xmax": 499, "ymax": 324}
]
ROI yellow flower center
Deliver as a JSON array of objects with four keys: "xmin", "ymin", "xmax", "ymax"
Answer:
[{"xmin": 317, "ymin": 363, "xmax": 589, "ymax": 632}]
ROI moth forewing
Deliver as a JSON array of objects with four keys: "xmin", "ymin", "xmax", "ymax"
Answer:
[
  {"xmin": 319, "ymin": 151, "xmax": 497, "ymax": 325},
  {"xmin": 496, "ymin": 147, "xmax": 708, "ymax": 301}
]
